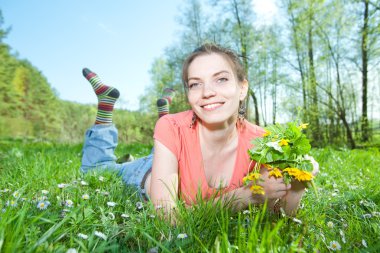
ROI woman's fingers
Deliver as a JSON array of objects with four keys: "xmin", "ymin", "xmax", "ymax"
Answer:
[{"xmin": 305, "ymin": 155, "xmax": 320, "ymax": 176}]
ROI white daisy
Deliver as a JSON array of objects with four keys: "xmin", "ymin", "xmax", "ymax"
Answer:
[
  {"xmin": 136, "ymin": 202, "xmax": 143, "ymax": 210},
  {"xmin": 292, "ymin": 218, "xmax": 302, "ymax": 224},
  {"xmin": 66, "ymin": 248, "xmax": 78, "ymax": 253},
  {"xmin": 94, "ymin": 231, "xmax": 107, "ymax": 240},
  {"xmin": 107, "ymin": 202, "xmax": 117, "ymax": 207},
  {"xmin": 80, "ymin": 181, "xmax": 88, "ymax": 186},
  {"xmin": 121, "ymin": 214, "xmax": 130, "ymax": 219},
  {"xmin": 78, "ymin": 233, "xmax": 88, "ymax": 240},
  {"xmin": 327, "ymin": 221, "xmax": 334, "ymax": 228},
  {"xmin": 108, "ymin": 212, "xmax": 115, "ymax": 220},
  {"xmin": 339, "ymin": 229, "xmax": 346, "ymax": 244},
  {"xmin": 362, "ymin": 213, "xmax": 372, "ymax": 219},
  {"xmin": 82, "ymin": 194, "xmax": 90, "ymax": 200},
  {"xmin": 329, "ymin": 241, "xmax": 341, "ymax": 251},
  {"xmin": 177, "ymin": 233, "xmax": 188, "ymax": 239},
  {"xmin": 12, "ymin": 191, "xmax": 21, "ymax": 198},
  {"xmin": 65, "ymin": 199, "xmax": 74, "ymax": 207},
  {"xmin": 37, "ymin": 201, "xmax": 50, "ymax": 210},
  {"xmin": 99, "ymin": 176, "xmax": 104, "ymax": 182},
  {"xmin": 6, "ymin": 200, "xmax": 17, "ymax": 207},
  {"xmin": 58, "ymin": 183, "xmax": 67, "ymax": 189}
]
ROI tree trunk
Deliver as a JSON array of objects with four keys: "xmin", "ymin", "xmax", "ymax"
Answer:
[
  {"xmin": 307, "ymin": 10, "xmax": 321, "ymax": 145},
  {"xmin": 249, "ymin": 88, "xmax": 260, "ymax": 125},
  {"xmin": 272, "ymin": 57, "xmax": 278, "ymax": 124},
  {"xmin": 287, "ymin": 0, "xmax": 308, "ymax": 121},
  {"xmin": 361, "ymin": 0, "xmax": 369, "ymax": 141},
  {"xmin": 339, "ymin": 110, "xmax": 356, "ymax": 149},
  {"xmin": 231, "ymin": 0, "xmax": 259, "ymax": 124}
]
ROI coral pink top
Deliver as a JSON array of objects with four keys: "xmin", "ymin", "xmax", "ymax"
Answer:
[{"xmin": 154, "ymin": 110, "xmax": 265, "ymax": 204}]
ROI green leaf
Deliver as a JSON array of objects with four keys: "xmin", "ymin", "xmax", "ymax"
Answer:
[
  {"xmin": 266, "ymin": 141, "xmax": 283, "ymax": 153},
  {"xmin": 293, "ymin": 136, "xmax": 311, "ymax": 155}
]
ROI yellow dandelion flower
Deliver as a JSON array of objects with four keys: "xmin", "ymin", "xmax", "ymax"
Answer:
[
  {"xmin": 294, "ymin": 170, "xmax": 313, "ymax": 181},
  {"xmin": 269, "ymin": 168, "xmax": 283, "ymax": 178},
  {"xmin": 279, "ymin": 139, "xmax": 289, "ymax": 146},
  {"xmin": 248, "ymin": 172, "xmax": 261, "ymax": 181},
  {"xmin": 283, "ymin": 167, "xmax": 300, "ymax": 176},
  {"xmin": 243, "ymin": 172, "xmax": 261, "ymax": 184},
  {"xmin": 242, "ymin": 175, "xmax": 249, "ymax": 184},
  {"xmin": 299, "ymin": 123, "xmax": 309, "ymax": 129},
  {"xmin": 263, "ymin": 164, "xmax": 272, "ymax": 169},
  {"xmin": 284, "ymin": 168, "xmax": 313, "ymax": 181},
  {"xmin": 250, "ymin": 185, "xmax": 265, "ymax": 195},
  {"xmin": 263, "ymin": 130, "xmax": 271, "ymax": 137}
]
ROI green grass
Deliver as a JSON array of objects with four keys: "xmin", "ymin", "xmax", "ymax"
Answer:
[{"xmin": 0, "ymin": 141, "xmax": 379, "ymax": 252}]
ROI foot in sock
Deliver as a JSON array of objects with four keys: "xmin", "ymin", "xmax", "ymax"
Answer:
[
  {"xmin": 156, "ymin": 88, "xmax": 175, "ymax": 118},
  {"xmin": 82, "ymin": 68, "xmax": 120, "ymax": 124}
]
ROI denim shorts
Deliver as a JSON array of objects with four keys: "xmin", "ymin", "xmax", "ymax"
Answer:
[{"xmin": 80, "ymin": 124, "xmax": 153, "ymax": 200}]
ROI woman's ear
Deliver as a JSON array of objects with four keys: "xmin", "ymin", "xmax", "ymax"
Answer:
[{"xmin": 239, "ymin": 79, "xmax": 249, "ymax": 101}]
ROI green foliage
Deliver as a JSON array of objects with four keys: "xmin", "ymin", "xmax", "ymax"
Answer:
[
  {"xmin": 0, "ymin": 142, "xmax": 379, "ymax": 252},
  {"xmin": 249, "ymin": 122, "xmax": 312, "ymax": 171}
]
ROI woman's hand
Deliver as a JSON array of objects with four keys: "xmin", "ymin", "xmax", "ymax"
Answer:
[
  {"xmin": 257, "ymin": 167, "xmax": 291, "ymax": 202},
  {"xmin": 226, "ymin": 168, "xmax": 291, "ymax": 211},
  {"xmin": 281, "ymin": 155, "xmax": 319, "ymax": 215},
  {"xmin": 305, "ymin": 154, "xmax": 320, "ymax": 176}
]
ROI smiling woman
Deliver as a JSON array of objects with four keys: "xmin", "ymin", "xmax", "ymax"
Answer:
[{"xmin": 79, "ymin": 43, "xmax": 318, "ymax": 225}]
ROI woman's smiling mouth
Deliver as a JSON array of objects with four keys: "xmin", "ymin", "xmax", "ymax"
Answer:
[{"xmin": 201, "ymin": 102, "xmax": 224, "ymax": 111}]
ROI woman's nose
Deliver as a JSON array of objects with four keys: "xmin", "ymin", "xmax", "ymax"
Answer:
[{"xmin": 201, "ymin": 82, "xmax": 216, "ymax": 98}]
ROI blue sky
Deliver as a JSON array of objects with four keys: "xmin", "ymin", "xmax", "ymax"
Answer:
[
  {"xmin": 1, "ymin": 0, "xmax": 278, "ymax": 111},
  {"xmin": 1, "ymin": 0, "xmax": 183, "ymax": 110}
]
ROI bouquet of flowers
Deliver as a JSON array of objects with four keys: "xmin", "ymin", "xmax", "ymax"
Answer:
[{"xmin": 243, "ymin": 122, "xmax": 316, "ymax": 195}]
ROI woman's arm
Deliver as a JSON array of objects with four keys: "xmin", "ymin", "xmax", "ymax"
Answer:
[
  {"xmin": 150, "ymin": 140, "xmax": 179, "ymax": 223},
  {"xmin": 280, "ymin": 155, "xmax": 320, "ymax": 215}
]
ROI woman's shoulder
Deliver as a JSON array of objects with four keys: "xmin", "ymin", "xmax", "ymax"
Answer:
[
  {"xmin": 241, "ymin": 120, "xmax": 266, "ymax": 138},
  {"xmin": 156, "ymin": 110, "xmax": 193, "ymax": 128}
]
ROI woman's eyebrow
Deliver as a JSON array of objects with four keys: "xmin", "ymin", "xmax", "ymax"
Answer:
[
  {"xmin": 188, "ymin": 70, "xmax": 231, "ymax": 81},
  {"xmin": 213, "ymin": 70, "xmax": 230, "ymax": 77}
]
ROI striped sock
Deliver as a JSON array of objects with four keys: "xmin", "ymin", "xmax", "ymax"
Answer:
[
  {"xmin": 82, "ymin": 68, "xmax": 120, "ymax": 124},
  {"xmin": 156, "ymin": 88, "xmax": 175, "ymax": 118}
]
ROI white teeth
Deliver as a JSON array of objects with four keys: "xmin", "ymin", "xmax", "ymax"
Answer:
[{"xmin": 203, "ymin": 103, "xmax": 222, "ymax": 109}]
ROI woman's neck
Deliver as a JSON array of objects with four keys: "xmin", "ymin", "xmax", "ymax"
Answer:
[{"xmin": 199, "ymin": 119, "xmax": 238, "ymax": 147}]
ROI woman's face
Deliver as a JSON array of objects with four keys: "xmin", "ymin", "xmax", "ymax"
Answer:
[{"xmin": 186, "ymin": 53, "xmax": 248, "ymax": 127}]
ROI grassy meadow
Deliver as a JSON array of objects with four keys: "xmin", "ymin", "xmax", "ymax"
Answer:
[{"xmin": 0, "ymin": 140, "xmax": 379, "ymax": 252}]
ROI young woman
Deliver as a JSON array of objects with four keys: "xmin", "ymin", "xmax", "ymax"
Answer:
[{"xmin": 80, "ymin": 43, "xmax": 319, "ymax": 221}]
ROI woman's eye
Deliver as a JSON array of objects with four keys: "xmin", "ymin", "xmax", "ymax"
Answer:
[
  {"xmin": 189, "ymin": 83, "xmax": 201, "ymax": 89},
  {"xmin": 217, "ymin": 77, "xmax": 228, "ymax": 83}
]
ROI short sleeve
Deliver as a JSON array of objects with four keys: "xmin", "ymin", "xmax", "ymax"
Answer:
[{"xmin": 153, "ymin": 115, "xmax": 180, "ymax": 159}]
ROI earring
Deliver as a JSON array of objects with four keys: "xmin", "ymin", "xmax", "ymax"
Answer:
[
  {"xmin": 189, "ymin": 111, "xmax": 197, "ymax": 128},
  {"xmin": 238, "ymin": 102, "xmax": 246, "ymax": 122}
]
